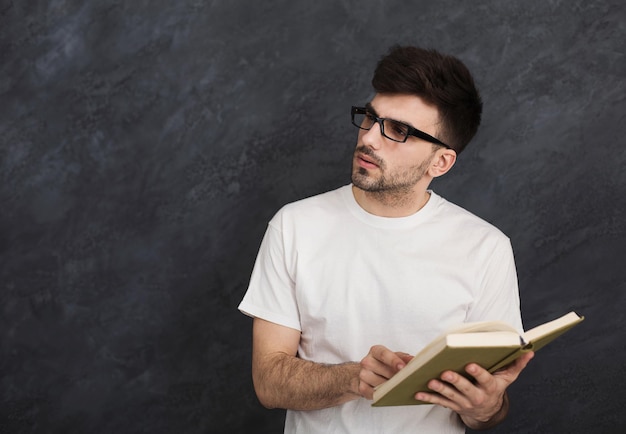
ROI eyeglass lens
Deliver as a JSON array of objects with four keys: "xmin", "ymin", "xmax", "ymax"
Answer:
[{"xmin": 352, "ymin": 111, "xmax": 410, "ymax": 142}]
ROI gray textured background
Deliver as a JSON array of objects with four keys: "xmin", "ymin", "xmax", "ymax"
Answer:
[{"xmin": 1, "ymin": 1, "xmax": 624, "ymax": 433}]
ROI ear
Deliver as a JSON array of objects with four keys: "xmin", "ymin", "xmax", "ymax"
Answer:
[{"xmin": 429, "ymin": 149, "xmax": 457, "ymax": 178}]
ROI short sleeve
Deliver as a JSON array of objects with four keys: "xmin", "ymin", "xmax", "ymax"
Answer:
[
  {"xmin": 238, "ymin": 221, "xmax": 302, "ymax": 331},
  {"xmin": 467, "ymin": 237, "xmax": 523, "ymax": 333}
]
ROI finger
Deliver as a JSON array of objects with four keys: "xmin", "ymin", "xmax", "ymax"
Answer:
[
  {"xmin": 396, "ymin": 352, "xmax": 414, "ymax": 365},
  {"xmin": 464, "ymin": 352, "xmax": 535, "ymax": 395},
  {"xmin": 360, "ymin": 355, "xmax": 399, "ymax": 380},
  {"xmin": 358, "ymin": 382, "xmax": 374, "ymax": 400},
  {"xmin": 370, "ymin": 345, "xmax": 408, "ymax": 371},
  {"xmin": 416, "ymin": 390, "xmax": 453, "ymax": 408},
  {"xmin": 441, "ymin": 369, "xmax": 484, "ymax": 401},
  {"xmin": 492, "ymin": 351, "xmax": 535, "ymax": 382},
  {"xmin": 515, "ymin": 351, "xmax": 535, "ymax": 370},
  {"xmin": 358, "ymin": 370, "xmax": 380, "ymax": 400},
  {"xmin": 359, "ymin": 365, "xmax": 390, "ymax": 389},
  {"xmin": 464, "ymin": 363, "xmax": 496, "ymax": 388},
  {"xmin": 416, "ymin": 382, "xmax": 464, "ymax": 412}
]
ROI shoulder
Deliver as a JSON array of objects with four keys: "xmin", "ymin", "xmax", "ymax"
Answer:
[
  {"xmin": 270, "ymin": 185, "xmax": 349, "ymax": 228},
  {"xmin": 430, "ymin": 192, "xmax": 510, "ymax": 244}
]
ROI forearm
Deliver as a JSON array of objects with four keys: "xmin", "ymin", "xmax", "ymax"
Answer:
[
  {"xmin": 460, "ymin": 391, "xmax": 510, "ymax": 431},
  {"xmin": 253, "ymin": 352, "xmax": 362, "ymax": 410}
]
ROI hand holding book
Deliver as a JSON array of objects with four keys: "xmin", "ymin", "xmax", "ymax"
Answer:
[
  {"xmin": 368, "ymin": 311, "xmax": 584, "ymax": 407},
  {"xmin": 416, "ymin": 350, "xmax": 535, "ymax": 429}
]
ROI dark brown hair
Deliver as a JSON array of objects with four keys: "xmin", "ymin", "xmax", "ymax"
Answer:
[{"xmin": 372, "ymin": 45, "xmax": 483, "ymax": 154}]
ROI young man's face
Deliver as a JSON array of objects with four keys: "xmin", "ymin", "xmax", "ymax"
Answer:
[{"xmin": 351, "ymin": 93, "xmax": 444, "ymax": 195}]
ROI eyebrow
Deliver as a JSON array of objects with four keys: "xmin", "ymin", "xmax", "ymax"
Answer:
[
  {"xmin": 365, "ymin": 102, "xmax": 378, "ymax": 117},
  {"xmin": 365, "ymin": 102, "xmax": 415, "ymax": 129}
]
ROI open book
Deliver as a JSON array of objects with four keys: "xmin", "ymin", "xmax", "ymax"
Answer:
[{"xmin": 372, "ymin": 311, "xmax": 584, "ymax": 407}]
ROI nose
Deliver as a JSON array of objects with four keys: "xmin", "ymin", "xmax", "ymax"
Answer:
[{"xmin": 360, "ymin": 120, "xmax": 384, "ymax": 150}]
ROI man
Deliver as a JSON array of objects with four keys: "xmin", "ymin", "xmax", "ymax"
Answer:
[{"xmin": 238, "ymin": 45, "xmax": 534, "ymax": 433}]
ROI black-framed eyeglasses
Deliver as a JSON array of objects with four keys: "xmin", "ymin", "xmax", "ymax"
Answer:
[{"xmin": 351, "ymin": 106, "xmax": 450, "ymax": 148}]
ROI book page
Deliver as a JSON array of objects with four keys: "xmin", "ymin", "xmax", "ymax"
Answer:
[
  {"xmin": 442, "ymin": 320, "xmax": 519, "ymax": 335},
  {"xmin": 522, "ymin": 312, "xmax": 582, "ymax": 342}
]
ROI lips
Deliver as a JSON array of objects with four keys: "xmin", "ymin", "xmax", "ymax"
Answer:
[
  {"xmin": 358, "ymin": 155, "xmax": 378, "ymax": 169},
  {"xmin": 355, "ymin": 149, "xmax": 382, "ymax": 170}
]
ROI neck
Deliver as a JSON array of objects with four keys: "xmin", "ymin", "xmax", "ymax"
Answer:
[{"xmin": 352, "ymin": 185, "xmax": 431, "ymax": 217}]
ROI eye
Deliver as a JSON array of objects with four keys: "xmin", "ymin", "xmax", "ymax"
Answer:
[{"xmin": 389, "ymin": 121, "xmax": 409, "ymax": 138}]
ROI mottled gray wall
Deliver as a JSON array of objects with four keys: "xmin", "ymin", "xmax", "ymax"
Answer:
[{"xmin": 1, "ymin": 1, "xmax": 624, "ymax": 433}]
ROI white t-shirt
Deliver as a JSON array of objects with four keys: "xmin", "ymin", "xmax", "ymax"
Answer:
[{"xmin": 239, "ymin": 185, "xmax": 522, "ymax": 434}]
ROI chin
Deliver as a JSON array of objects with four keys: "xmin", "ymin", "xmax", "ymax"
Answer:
[{"xmin": 352, "ymin": 173, "xmax": 381, "ymax": 192}]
